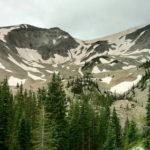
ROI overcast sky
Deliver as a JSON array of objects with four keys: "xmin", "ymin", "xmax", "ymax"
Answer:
[{"xmin": 0, "ymin": 0, "xmax": 149, "ymax": 40}]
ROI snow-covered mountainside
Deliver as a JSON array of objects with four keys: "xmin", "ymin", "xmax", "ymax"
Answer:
[{"xmin": 0, "ymin": 24, "xmax": 150, "ymax": 91}]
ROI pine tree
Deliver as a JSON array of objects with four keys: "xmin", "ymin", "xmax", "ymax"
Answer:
[
  {"xmin": 126, "ymin": 120, "xmax": 138, "ymax": 145},
  {"xmin": 32, "ymin": 105, "xmax": 50, "ymax": 150},
  {"xmin": 103, "ymin": 118, "xmax": 117, "ymax": 150},
  {"xmin": 0, "ymin": 79, "xmax": 14, "ymax": 150},
  {"xmin": 146, "ymin": 86, "xmax": 150, "ymax": 127},
  {"xmin": 17, "ymin": 113, "xmax": 31, "ymax": 150},
  {"xmin": 69, "ymin": 101, "xmax": 82, "ymax": 150},
  {"xmin": 124, "ymin": 117, "xmax": 129, "ymax": 134},
  {"xmin": 143, "ymin": 86, "xmax": 150, "ymax": 149},
  {"xmin": 46, "ymin": 74, "xmax": 68, "ymax": 150},
  {"xmin": 79, "ymin": 98, "xmax": 93, "ymax": 150},
  {"xmin": 123, "ymin": 117, "xmax": 129, "ymax": 145},
  {"xmin": 98, "ymin": 104, "xmax": 110, "ymax": 149},
  {"xmin": 112, "ymin": 108, "xmax": 122, "ymax": 148}
]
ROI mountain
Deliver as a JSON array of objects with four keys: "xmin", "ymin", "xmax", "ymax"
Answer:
[
  {"xmin": 0, "ymin": 24, "xmax": 150, "ymax": 150},
  {"xmin": 0, "ymin": 24, "xmax": 150, "ymax": 91}
]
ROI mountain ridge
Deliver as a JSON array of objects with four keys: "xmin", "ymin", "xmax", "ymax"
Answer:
[{"xmin": 0, "ymin": 24, "xmax": 150, "ymax": 93}]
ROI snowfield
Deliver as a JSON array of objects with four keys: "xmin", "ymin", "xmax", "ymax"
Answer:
[
  {"xmin": 92, "ymin": 66, "xmax": 101, "ymax": 74},
  {"xmin": 8, "ymin": 76, "xmax": 26, "ymax": 86},
  {"xmin": 46, "ymin": 70, "xmax": 54, "ymax": 74},
  {"xmin": 46, "ymin": 70, "xmax": 59, "ymax": 74},
  {"xmin": 0, "ymin": 26, "xmax": 19, "ymax": 42},
  {"xmin": 101, "ymin": 77, "xmax": 112, "ymax": 84},
  {"xmin": 52, "ymin": 64, "xmax": 58, "ymax": 68},
  {"xmin": 28, "ymin": 72, "xmax": 46, "ymax": 81},
  {"xmin": 8, "ymin": 54, "xmax": 40, "ymax": 73},
  {"xmin": 92, "ymin": 66, "xmax": 109, "ymax": 74},
  {"xmin": 100, "ymin": 58, "xmax": 111, "ymax": 64},
  {"xmin": 122, "ymin": 65, "xmax": 136, "ymax": 70},
  {"xmin": 110, "ymin": 75, "xmax": 142, "ymax": 94},
  {"xmin": 0, "ymin": 62, "xmax": 5, "ymax": 69}
]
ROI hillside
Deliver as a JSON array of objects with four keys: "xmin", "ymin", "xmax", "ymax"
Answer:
[
  {"xmin": 0, "ymin": 24, "xmax": 150, "ymax": 92},
  {"xmin": 0, "ymin": 24, "xmax": 150, "ymax": 150}
]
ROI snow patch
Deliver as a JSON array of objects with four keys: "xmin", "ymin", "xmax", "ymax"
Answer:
[
  {"xmin": 41, "ymin": 74, "xmax": 45, "ymax": 78},
  {"xmin": 8, "ymin": 54, "xmax": 40, "ymax": 73},
  {"xmin": 66, "ymin": 66, "xmax": 70, "ymax": 70},
  {"xmin": 46, "ymin": 70, "xmax": 59, "ymax": 74},
  {"xmin": 110, "ymin": 75, "xmax": 142, "ymax": 94},
  {"xmin": 123, "ymin": 62, "xmax": 129, "ymax": 65},
  {"xmin": 0, "ymin": 62, "xmax": 5, "ymax": 69},
  {"xmin": 22, "ymin": 59, "xmax": 45, "ymax": 68},
  {"xmin": 8, "ymin": 76, "xmax": 26, "ymax": 86},
  {"xmin": 110, "ymin": 63, "xmax": 116, "ymax": 66},
  {"xmin": 53, "ymin": 54, "xmax": 70, "ymax": 64},
  {"xmin": 63, "ymin": 36, "xmax": 68, "ymax": 39},
  {"xmin": 122, "ymin": 65, "xmax": 136, "ymax": 70},
  {"xmin": 141, "ymin": 58, "xmax": 147, "ymax": 63},
  {"xmin": 92, "ymin": 66, "xmax": 101, "ymax": 74},
  {"xmin": 53, "ymin": 39, "xmax": 56, "ymax": 45},
  {"xmin": 78, "ymin": 67, "xmax": 84, "ymax": 76},
  {"xmin": 52, "ymin": 64, "xmax": 58, "ymax": 68},
  {"xmin": 101, "ymin": 77, "xmax": 112, "ymax": 84},
  {"xmin": 46, "ymin": 70, "xmax": 53, "ymax": 74},
  {"xmin": 100, "ymin": 58, "xmax": 111, "ymax": 64},
  {"xmin": 102, "ymin": 69, "xmax": 109, "ymax": 72},
  {"xmin": 92, "ymin": 66, "xmax": 109, "ymax": 74},
  {"xmin": 0, "ymin": 26, "xmax": 19, "ymax": 42},
  {"xmin": 28, "ymin": 72, "xmax": 46, "ymax": 81}
]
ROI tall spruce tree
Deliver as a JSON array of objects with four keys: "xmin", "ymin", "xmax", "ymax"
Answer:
[
  {"xmin": 46, "ymin": 74, "xmax": 68, "ymax": 150},
  {"xmin": 146, "ymin": 86, "xmax": 150, "ymax": 128},
  {"xmin": 0, "ymin": 79, "xmax": 14, "ymax": 150},
  {"xmin": 17, "ymin": 113, "xmax": 31, "ymax": 150},
  {"xmin": 112, "ymin": 108, "xmax": 122, "ymax": 148},
  {"xmin": 98, "ymin": 104, "xmax": 110, "ymax": 149},
  {"xmin": 69, "ymin": 101, "xmax": 82, "ymax": 150},
  {"xmin": 103, "ymin": 118, "xmax": 117, "ymax": 150},
  {"xmin": 126, "ymin": 120, "xmax": 138, "ymax": 145},
  {"xmin": 144, "ymin": 86, "xmax": 150, "ymax": 149},
  {"xmin": 79, "ymin": 98, "xmax": 94, "ymax": 150}
]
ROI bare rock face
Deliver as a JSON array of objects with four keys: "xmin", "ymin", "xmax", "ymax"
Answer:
[
  {"xmin": 5, "ymin": 24, "xmax": 79, "ymax": 59},
  {"xmin": 126, "ymin": 24, "xmax": 150, "ymax": 52}
]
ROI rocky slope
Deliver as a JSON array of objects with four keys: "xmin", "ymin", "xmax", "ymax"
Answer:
[{"xmin": 0, "ymin": 24, "xmax": 150, "ymax": 92}]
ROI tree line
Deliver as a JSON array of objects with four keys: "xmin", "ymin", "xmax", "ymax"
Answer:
[{"xmin": 0, "ymin": 74, "xmax": 150, "ymax": 150}]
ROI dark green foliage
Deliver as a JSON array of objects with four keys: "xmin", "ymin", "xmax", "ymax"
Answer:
[
  {"xmin": 0, "ymin": 76, "xmax": 145, "ymax": 150},
  {"xmin": 138, "ymin": 69, "xmax": 150, "ymax": 90},
  {"xmin": 112, "ymin": 108, "xmax": 122, "ymax": 148},
  {"xmin": 69, "ymin": 101, "xmax": 82, "ymax": 150},
  {"xmin": 69, "ymin": 75, "xmax": 99, "ymax": 95},
  {"xmin": 46, "ymin": 74, "xmax": 68, "ymax": 150},
  {"xmin": 0, "ymin": 79, "xmax": 14, "ymax": 150},
  {"xmin": 143, "ymin": 136, "xmax": 150, "ymax": 149},
  {"xmin": 146, "ymin": 87, "xmax": 150, "ymax": 127},
  {"xmin": 123, "ymin": 117, "xmax": 129, "ymax": 139},
  {"xmin": 103, "ymin": 118, "xmax": 117, "ymax": 150},
  {"xmin": 17, "ymin": 114, "xmax": 31, "ymax": 150},
  {"xmin": 140, "ymin": 60, "xmax": 150, "ymax": 69},
  {"xmin": 144, "ymin": 86, "xmax": 150, "ymax": 149},
  {"xmin": 69, "ymin": 98, "xmax": 99, "ymax": 150},
  {"xmin": 98, "ymin": 105, "xmax": 110, "ymax": 149},
  {"xmin": 126, "ymin": 120, "xmax": 138, "ymax": 145}
]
